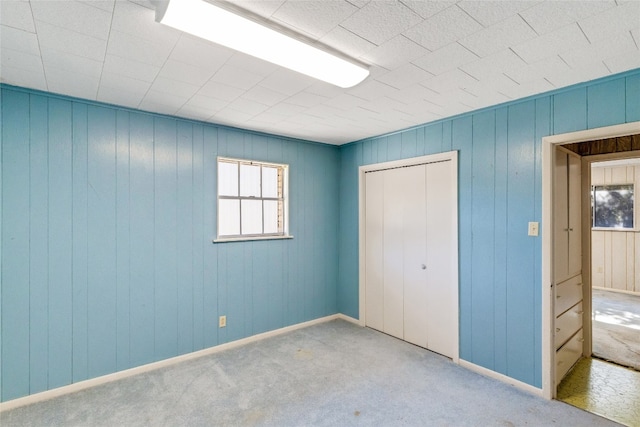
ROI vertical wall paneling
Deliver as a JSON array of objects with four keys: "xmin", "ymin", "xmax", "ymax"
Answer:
[
  {"xmin": 47, "ymin": 98, "xmax": 73, "ymax": 389},
  {"xmin": 29, "ymin": 94, "xmax": 49, "ymax": 394},
  {"xmin": 1, "ymin": 89, "xmax": 31, "ymax": 401},
  {"xmin": 552, "ymin": 88, "xmax": 587, "ymax": 135},
  {"xmin": 202, "ymin": 125, "xmax": 218, "ymax": 349},
  {"xmin": 533, "ymin": 98, "xmax": 550, "ymax": 387},
  {"xmin": 452, "ymin": 116, "xmax": 473, "ymax": 360},
  {"xmin": 115, "ymin": 109, "xmax": 131, "ymax": 371},
  {"xmin": 493, "ymin": 106, "xmax": 509, "ymax": 374},
  {"xmin": 470, "ymin": 110, "xmax": 496, "ymax": 369},
  {"xmin": 626, "ymin": 74, "xmax": 640, "ymax": 122},
  {"xmin": 128, "ymin": 113, "xmax": 156, "ymax": 367},
  {"xmin": 153, "ymin": 117, "xmax": 178, "ymax": 361},
  {"xmin": 177, "ymin": 121, "xmax": 194, "ymax": 355},
  {"xmin": 587, "ymin": 79, "xmax": 626, "ymax": 130},
  {"xmin": 87, "ymin": 105, "xmax": 117, "ymax": 378},
  {"xmin": 424, "ymin": 122, "xmax": 443, "ymax": 155},
  {"xmin": 191, "ymin": 124, "xmax": 205, "ymax": 350},
  {"xmin": 505, "ymin": 101, "xmax": 537, "ymax": 385},
  {"xmin": 71, "ymin": 102, "xmax": 89, "ymax": 383}
]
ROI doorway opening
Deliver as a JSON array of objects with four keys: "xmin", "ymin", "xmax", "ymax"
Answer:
[{"xmin": 542, "ymin": 123, "xmax": 640, "ymax": 426}]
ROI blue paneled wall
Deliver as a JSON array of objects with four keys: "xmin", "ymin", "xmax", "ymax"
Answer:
[
  {"xmin": 1, "ymin": 86, "xmax": 340, "ymax": 402},
  {"xmin": 337, "ymin": 69, "xmax": 640, "ymax": 388}
]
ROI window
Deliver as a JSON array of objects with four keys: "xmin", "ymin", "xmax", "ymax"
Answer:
[
  {"xmin": 216, "ymin": 157, "xmax": 290, "ymax": 241},
  {"xmin": 591, "ymin": 184, "xmax": 634, "ymax": 229}
]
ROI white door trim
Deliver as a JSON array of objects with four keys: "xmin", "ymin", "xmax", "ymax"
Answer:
[
  {"xmin": 358, "ymin": 150, "xmax": 459, "ymax": 363},
  {"xmin": 542, "ymin": 121, "xmax": 640, "ymax": 399}
]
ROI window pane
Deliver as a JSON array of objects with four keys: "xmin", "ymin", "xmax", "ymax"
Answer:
[
  {"xmin": 263, "ymin": 200, "xmax": 279, "ymax": 234},
  {"xmin": 593, "ymin": 184, "xmax": 634, "ymax": 228},
  {"xmin": 241, "ymin": 200, "xmax": 262, "ymax": 235},
  {"xmin": 219, "ymin": 199, "xmax": 240, "ymax": 236},
  {"xmin": 262, "ymin": 167, "xmax": 279, "ymax": 198},
  {"xmin": 240, "ymin": 164, "xmax": 261, "ymax": 197},
  {"xmin": 218, "ymin": 161, "xmax": 238, "ymax": 196}
]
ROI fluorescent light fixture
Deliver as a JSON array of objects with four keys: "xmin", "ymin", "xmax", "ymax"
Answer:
[{"xmin": 154, "ymin": 0, "xmax": 369, "ymax": 88}]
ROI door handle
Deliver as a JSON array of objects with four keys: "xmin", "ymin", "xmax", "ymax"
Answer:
[{"xmin": 421, "ymin": 264, "xmax": 426, "ymax": 270}]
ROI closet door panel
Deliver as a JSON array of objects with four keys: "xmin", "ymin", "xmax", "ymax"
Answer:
[
  {"xmin": 425, "ymin": 160, "xmax": 456, "ymax": 358},
  {"xmin": 403, "ymin": 165, "xmax": 428, "ymax": 348},
  {"xmin": 383, "ymin": 168, "xmax": 405, "ymax": 339},
  {"xmin": 567, "ymin": 154, "xmax": 582, "ymax": 277},
  {"xmin": 554, "ymin": 152, "xmax": 570, "ymax": 282},
  {"xmin": 365, "ymin": 172, "xmax": 385, "ymax": 332}
]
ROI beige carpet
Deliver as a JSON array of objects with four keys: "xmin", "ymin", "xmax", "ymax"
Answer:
[{"xmin": 592, "ymin": 289, "xmax": 640, "ymax": 371}]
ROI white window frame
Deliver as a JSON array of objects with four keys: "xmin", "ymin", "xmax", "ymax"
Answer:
[
  {"xmin": 214, "ymin": 156, "xmax": 292, "ymax": 243},
  {"xmin": 590, "ymin": 183, "xmax": 636, "ymax": 231}
]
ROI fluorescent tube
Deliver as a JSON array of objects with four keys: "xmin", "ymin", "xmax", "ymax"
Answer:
[{"xmin": 155, "ymin": 0, "xmax": 369, "ymax": 88}]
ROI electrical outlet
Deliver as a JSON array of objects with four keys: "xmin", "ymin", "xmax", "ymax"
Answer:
[
  {"xmin": 528, "ymin": 221, "xmax": 539, "ymax": 237},
  {"xmin": 219, "ymin": 315, "xmax": 226, "ymax": 328}
]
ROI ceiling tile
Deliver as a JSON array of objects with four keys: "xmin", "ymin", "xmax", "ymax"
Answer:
[
  {"xmin": 347, "ymin": 79, "xmax": 399, "ymax": 101},
  {"xmin": 264, "ymin": 102, "xmax": 307, "ymax": 116},
  {"xmin": 340, "ymin": 1, "xmax": 422, "ymax": 46},
  {"xmin": 460, "ymin": 49, "xmax": 527, "ymax": 81},
  {"xmin": 210, "ymin": 65, "xmax": 266, "ymax": 91},
  {"xmin": 505, "ymin": 56, "xmax": 570, "ymax": 84},
  {"xmin": 158, "ymin": 59, "xmax": 216, "ymax": 86},
  {"xmin": 519, "ymin": 1, "xmax": 617, "ymax": 35},
  {"xmin": 1, "ymin": 47, "xmax": 43, "ymax": 74},
  {"xmin": 149, "ymin": 76, "xmax": 200, "ymax": 99},
  {"xmin": 285, "ymin": 91, "xmax": 330, "ymax": 108},
  {"xmin": 385, "ymin": 83, "xmax": 440, "ymax": 105},
  {"xmin": 259, "ymin": 70, "xmax": 314, "ymax": 96},
  {"xmin": 213, "ymin": 107, "xmax": 254, "ymax": 124},
  {"xmin": 545, "ymin": 61, "xmax": 611, "ymax": 87},
  {"xmin": 512, "ymin": 23, "xmax": 590, "ymax": 64},
  {"xmin": 604, "ymin": 50, "xmax": 640, "ymax": 74},
  {"xmin": 459, "ymin": 15, "xmax": 537, "ymax": 58},
  {"xmin": 168, "ymin": 35, "xmax": 234, "ymax": 70},
  {"xmin": 139, "ymin": 90, "xmax": 187, "ymax": 113},
  {"xmin": 97, "ymin": 86, "xmax": 144, "ymax": 109},
  {"xmin": 375, "ymin": 63, "xmax": 433, "ymax": 90},
  {"xmin": 198, "ymin": 81, "xmax": 244, "ymax": 102},
  {"xmin": 322, "ymin": 93, "xmax": 367, "ymax": 110},
  {"xmin": 403, "ymin": 6, "xmax": 483, "ymax": 51},
  {"xmin": 495, "ymin": 77, "xmax": 555, "ymax": 100},
  {"xmin": 35, "ymin": 20, "xmax": 107, "ymax": 61},
  {"xmin": 320, "ymin": 25, "xmax": 377, "ymax": 60},
  {"xmin": 411, "ymin": 43, "xmax": 478, "ymax": 76},
  {"xmin": 399, "ymin": 1, "xmax": 456, "ymax": 19},
  {"xmin": 31, "ymin": 0, "xmax": 111, "ymax": 40},
  {"xmin": 0, "ymin": 63, "xmax": 46, "ymax": 91},
  {"xmin": 183, "ymin": 94, "xmax": 228, "ymax": 112},
  {"xmin": 78, "ymin": 1, "xmax": 115, "ymax": 13},
  {"xmin": 175, "ymin": 105, "xmax": 216, "ymax": 122},
  {"xmin": 41, "ymin": 47, "xmax": 102, "ymax": 78},
  {"xmin": 560, "ymin": 32, "xmax": 637, "ymax": 69},
  {"xmin": 457, "ymin": 1, "xmax": 540, "ymax": 27},
  {"xmin": 241, "ymin": 85, "xmax": 290, "ymax": 106},
  {"xmin": 224, "ymin": 54, "xmax": 280, "ymax": 78},
  {"xmin": 0, "ymin": 1, "xmax": 35, "ymax": 32},
  {"xmin": 103, "ymin": 54, "xmax": 160, "ymax": 83},
  {"xmin": 420, "ymin": 69, "xmax": 478, "ymax": 94},
  {"xmin": 361, "ymin": 35, "xmax": 429, "ymax": 70},
  {"xmin": 99, "ymin": 71, "xmax": 151, "ymax": 98},
  {"xmin": 226, "ymin": 97, "xmax": 270, "ymax": 117},
  {"xmin": 46, "ymin": 66, "xmax": 100, "ymax": 99},
  {"xmin": 578, "ymin": 2, "xmax": 640, "ymax": 43},
  {"xmin": 1, "ymin": 24, "xmax": 39, "ymax": 56},
  {"xmin": 106, "ymin": 30, "xmax": 174, "ymax": 68},
  {"xmin": 272, "ymin": 0, "xmax": 358, "ymax": 39}
]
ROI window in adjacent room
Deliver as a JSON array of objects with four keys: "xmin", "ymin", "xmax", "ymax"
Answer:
[
  {"xmin": 591, "ymin": 184, "xmax": 634, "ymax": 229},
  {"xmin": 216, "ymin": 157, "xmax": 291, "ymax": 241}
]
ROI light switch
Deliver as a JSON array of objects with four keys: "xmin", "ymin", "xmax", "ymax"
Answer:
[{"xmin": 528, "ymin": 222, "xmax": 539, "ymax": 236}]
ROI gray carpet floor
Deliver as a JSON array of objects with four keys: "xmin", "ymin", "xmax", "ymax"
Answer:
[
  {"xmin": 593, "ymin": 289, "xmax": 640, "ymax": 371},
  {"xmin": 1, "ymin": 319, "xmax": 621, "ymax": 426}
]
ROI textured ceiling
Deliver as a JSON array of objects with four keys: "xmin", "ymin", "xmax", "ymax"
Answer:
[{"xmin": 1, "ymin": 0, "xmax": 639, "ymax": 145}]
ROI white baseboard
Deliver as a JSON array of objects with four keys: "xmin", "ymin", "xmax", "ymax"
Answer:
[
  {"xmin": 336, "ymin": 313, "xmax": 362, "ymax": 326},
  {"xmin": 458, "ymin": 359, "xmax": 544, "ymax": 398},
  {"xmin": 0, "ymin": 314, "xmax": 343, "ymax": 412},
  {"xmin": 592, "ymin": 286, "xmax": 640, "ymax": 297}
]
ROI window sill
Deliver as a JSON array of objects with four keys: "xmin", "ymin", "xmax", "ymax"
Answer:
[{"xmin": 213, "ymin": 235, "xmax": 294, "ymax": 243}]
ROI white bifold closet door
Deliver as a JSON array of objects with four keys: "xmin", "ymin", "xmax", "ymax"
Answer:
[{"xmin": 365, "ymin": 160, "xmax": 456, "ymax": 358}]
